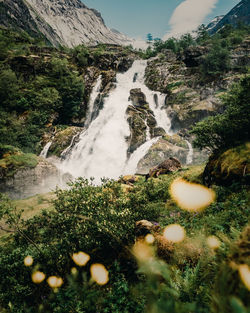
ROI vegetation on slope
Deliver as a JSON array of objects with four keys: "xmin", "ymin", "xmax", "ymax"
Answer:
[
  {"xmin": 0, "ymin": 167, "xmax": 249, "ymax": 313},
  {"xmin": 141, "ymin": 23, "xmax": 250, "ymax": 80},
  {"xmin": 0, "ymin": 28, "xmax": 136, "ymax": 154}
]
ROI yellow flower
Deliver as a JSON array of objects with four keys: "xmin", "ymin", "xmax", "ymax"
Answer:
[
  {"xmin": 47, "ymin": 276, "xmax": 63, "ymax": 288},
  {"xmin": 90, "ymin": 264, "xmax": 109, "ymax": 285},
  {"xmin": 72, "ymin": 252, "xmax": 90, "ymax": 266},
  {"xmin": 24, "ymin": 256, "xmax": 33, "ymax": 267},
  {"xmin": 170, "ymin": 178, "xmax": 215, "ymax": 212},
  {"xmin": 207, "ymin": 236, "xmax": 221, "ymax": 250},
  {"xmin": 31, "ymin": 271, "xmax": 45, "ymax": 284},
  {"xmin": 145, "ymin": 234, "xmax": 155, "ymax": 244},
  {"xmin": 132, "ymin": 240, "xmax": 154, "ymax": 263},
  {"xmin": 163, "ymin": 224, "xmax": 185, "ymax": 243}
]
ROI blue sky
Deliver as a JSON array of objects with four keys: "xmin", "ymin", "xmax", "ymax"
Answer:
[{"xmin": 82, "ymin": 0, "xmax": 240, "ymax": 39}]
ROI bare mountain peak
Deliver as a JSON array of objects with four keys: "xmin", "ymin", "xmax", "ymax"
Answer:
[
  {"xmin": 0, "ymin": 0, "xmax": 131, "ymax": 47},
  {"xmin": 208, "ymin": 0, "xmax": 250, "ymax": 34}
]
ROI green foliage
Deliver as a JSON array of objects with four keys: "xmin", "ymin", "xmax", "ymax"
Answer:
[
  {"xmin": 191, "ymin": 76, "xmax": 250, "ymax": 151},
  {"xmin": 0, "ymin": 29, "xmax": 86, "ymax": 152},
  {"xmin": 0, "ymin": 145, "xmax": 38, "ymax": 177},
  {"xmin": 200, "ymin": 42, "xmax": 231, "ymax": 79},
  {"xmin": 0, "ymin": 68, "xmax": 19, "ymax": 109},
  {"xmin": 0, "ymin": 167, "xmax": 249, "ymax": 312}
]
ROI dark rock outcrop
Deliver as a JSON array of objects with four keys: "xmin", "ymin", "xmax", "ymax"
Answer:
[
  {"xmin": 147, "ymin": 157, "xmax": 182, "ymax": 178},
  {"xmin": 126, "ymin": 88, "xmax": 164, "ymax": 154}
]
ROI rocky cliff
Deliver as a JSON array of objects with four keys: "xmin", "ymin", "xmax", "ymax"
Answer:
[{"xmin": 0, "ymin": 0, "xmax": 131, "ymax": 47}]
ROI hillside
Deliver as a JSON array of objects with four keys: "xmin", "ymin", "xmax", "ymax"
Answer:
[
  {"xmin": 0, "ymin": 0, "xmax": 131, "ymax": 47},
  {"xmin": 208, "ymin": 0, "xmax": 250, "ymax": 34},
  {"xmin": 0, "ymin": 2, "xmax": 249, "ymax": 312}
]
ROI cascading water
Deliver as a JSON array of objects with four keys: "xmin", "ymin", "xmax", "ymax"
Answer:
[
  {"xmin": 60, "ymin": 60, "xmax": 171, "ymax": 181},
  {"xmin": 40, "ymin": 142, "xmax": 52, "ymax": 158},
  {"xmin": 85, "ymin": 75, "xmax": 102, "ymax": 127}
]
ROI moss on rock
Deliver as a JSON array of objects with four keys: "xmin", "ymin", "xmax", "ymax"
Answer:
[
  {"xmin": 47, "ymin": 126, "xmax": 83, "ymax": 157},
  {"xmin": 203, "ymin": 143, "xmax": 250, "ymax": 185}
]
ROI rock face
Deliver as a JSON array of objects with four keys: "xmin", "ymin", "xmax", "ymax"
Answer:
[
  {"xmin": 0, "ymin": 0, "xmax": 132, "ymax": 47},
  {"xmin": 137, "ymin": 136, "xmax": 208, "ymax": 174},
  {"xmin": 145, "ymin": 37, "xmax": 250, "ymax": 132},
  {"xmin": 0, "ymin": 157, "xmax": 61, "ymax": 199},
  {"xmin": 42, "ymin": 126, "xmax": 83, "ymax": 158},
  {"xmin": 147, "ymin": 157, "xmax": 182, "ymax": 178},
  {"xmin": 126, "ymin": 88, "xmax": 165, "ymax": 154},
  {"xmin": 208, "ymin": 0, "xmax": 250, "ymax": 34}
]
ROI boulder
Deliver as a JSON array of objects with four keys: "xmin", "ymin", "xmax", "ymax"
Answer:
[
  {"xmin": 119, "ymin": 175, "xmax": 140, "ymax": 186},
  {"xmin": 135, "ymin": 220, "xmax": 160, "ymax": 237},
  {"xmin": 203, "ymin": 143, "xmax": 250, "ymax": 186},
  {"xmin": 0, "ymin": 157, "xmax": 61, "ymax": 199},
  {"xmin": 147, "ymin": 157, "xmax": 182, "ymax": 178},
  {"xmin": 129, "ymin": 88, "xmax": 148, "ymax": 107}
]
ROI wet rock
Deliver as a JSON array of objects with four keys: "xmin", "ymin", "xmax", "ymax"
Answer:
[
  {"xmin": 126, "ymin": 89, "xmax": 163, "ymax": 154},
  {"xmin": 44, "ymin": 126, "xmax": 83, "ymax": 158},
  {"xmin": 129, "ymin": 88, "xmax": 148, "ymax": 107}
]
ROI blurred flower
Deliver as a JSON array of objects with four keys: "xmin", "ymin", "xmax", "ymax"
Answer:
[
  {"xmin": 145, "ymin": 234, "xmax": 155, "ymax": 244},
  {"xmin": 90, "ymin": 264, "xmax": 109, "ymax": 285},
  {"xmin": 170, "ymin": 178, "xmax": 215, "ymax": 212},
  {"xmin": 24, "ymin": 256, "xmax": 33, "ymax": 267},
  {"xmin": 238, "ymin": 264, "xmax": 250, "ymax": 291},
  {"xmin": 47, "ymin": 276, "xmax": 63, "ymax": 288},
  {"xmin": 72, "ymin": 252, "xmax": 90, "ymax": 266},
  {"xmin": 163, "ymin": 224, "xmax": 185, "ymax": 243},
  {"xmin": 132, "ymin": 240, "xmax": 154, "ymax": 263},
  {"xmin": 31, "ymin": 271, "xmax": 45, "ymax": 284},
  {"xmin": 71, "ymin": 267, "xmax": 78, "ymax": 275},
  {"xmin": 207, "ymin": 236, "xmax": 221, "ymax": 250}
]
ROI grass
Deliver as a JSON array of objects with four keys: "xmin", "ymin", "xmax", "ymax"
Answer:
[
  {"xmin": 0, "ymin": 192, "xmax": 55, "ymax": 237},
  {"xmin": 12, "ymin": 192, "xmax": 56, "ymax": 220}
]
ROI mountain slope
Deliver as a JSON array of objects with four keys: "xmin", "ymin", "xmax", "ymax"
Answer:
[
  {"xmin": 0, "ymin": 0, "xmax": 131, "ymax": 47},
  {"xmin": 208, "ymin": 0, "xmax": 250, "ymax": 34}
]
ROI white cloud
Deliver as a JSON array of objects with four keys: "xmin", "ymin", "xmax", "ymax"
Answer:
[{"xmin": 163, "ymin": 0, "xmax": 218, "ymax": 40}]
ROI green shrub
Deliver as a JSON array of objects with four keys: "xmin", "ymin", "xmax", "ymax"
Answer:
[{"xmin": 191, "ymin": 76, "xmax": 250, "ymax": 152}]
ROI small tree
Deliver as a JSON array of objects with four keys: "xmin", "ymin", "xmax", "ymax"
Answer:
[
  {"xmin": 200, "ymin": 42, "xmax": 231, "ymax": 79},
  {"xmin": 147, "ymin": 33, "xmax": 153, "ymax": 43}
]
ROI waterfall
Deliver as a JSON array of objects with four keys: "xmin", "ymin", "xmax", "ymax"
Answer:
[
  {"xmin": 60, "ymin": 60, "xmax": 171, "ymax": 181},
  {"xmin": 85, "ymin": 75, "xmax": 102, "ymax": 127},
  {"xmin": 123, "ymin": 137, "xmax": 159, "ymax": 174},
  {"xmin": 185, "ymin": 140, "xmax": 194, "ymax": 165},
  {"xmin": 40, "ymin": 142, "xmax": 52, "ymax": 158}
]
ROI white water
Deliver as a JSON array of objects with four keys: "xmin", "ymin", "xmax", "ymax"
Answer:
[
  {"xmin": 60, "ymin": 60, "xmax": 171, "ymax": 181},
  {"xmin": 85, "ymin": 75, "xmax": 102, "ymax": 127},
  {"xmin": 40, "ymin": 142, "xmax": 52, "ymax": 158},
  {"xmin": 185, "ymin": 140, "xmax": 194, "ymax": 165},
  {"xmin": 123, "ymin": 137, "xmax": 159, "ymax": 174}
]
